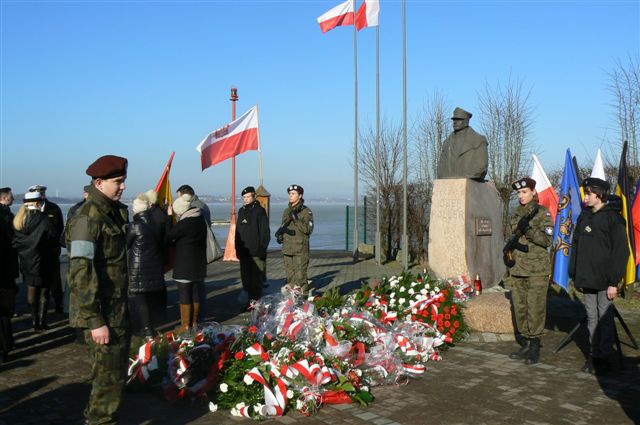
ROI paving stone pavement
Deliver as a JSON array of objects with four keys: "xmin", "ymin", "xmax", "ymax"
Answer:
[{"xmin": 1, "ymin": 251, "xmax": 639, "ymax": 425}]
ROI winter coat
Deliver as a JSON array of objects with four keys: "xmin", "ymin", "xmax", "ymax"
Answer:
[
  {"xmin": 569, "ymin": 195, "xmax": 629, "ymax": 291},
  {"xmin": 0, "ymin": 204, "xmax": 19, "ymax": 287},
  {"xmin": 127, "ymin": 210, "xmax": 165, "ymax": 294},
  {"xmin": 168, "ymin": 208, "xmax": 207, "ymax": 281},
  {"xmin": 12, "ymin": 209, "xmax": 57, "ymax": 286},
  {"xmin": 508, "ymin": 202, "xmax": 554, "ymax": 277},
  {"xmin": 281, "ymin": 200, "xmax": 314, "ymax": 256},
  {"xmin": 235, "ymin": 200, "xmax": 270, "ymax": 259}
]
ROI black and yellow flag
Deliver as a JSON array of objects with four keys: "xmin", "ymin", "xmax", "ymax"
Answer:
[{"xmin": 616, "ymin": 141, "xmax": 637, "ymax": 286}]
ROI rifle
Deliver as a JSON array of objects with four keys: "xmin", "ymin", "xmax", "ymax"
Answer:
[
  {"xmin": 503, "ymin": 205, "xmax": 540, "ymax": 268},
  {"xmin": 275, "ymin": 204, "xmax": 306, "ymax": 244}
]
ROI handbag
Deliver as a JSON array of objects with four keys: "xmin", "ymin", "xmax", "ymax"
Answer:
[{"xmin": 206, "ymin": 225, "xmax": 223, "ymax": 263}]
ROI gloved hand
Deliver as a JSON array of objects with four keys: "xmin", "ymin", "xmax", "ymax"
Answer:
[
  {"xmin": 285, "ymin": 228, "xmax": 296, "ymax": 236},
  {"xmin": 513, "ymin": 241, "xmax": 529, "ymax": 253},
  {"xmin": 276, "ymin": 233, "xmax": 284, "ymax": 244}
]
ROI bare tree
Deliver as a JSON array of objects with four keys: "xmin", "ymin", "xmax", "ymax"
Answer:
[
  {"xmin": 413, "ymin": 91, "xmax": 452, "ymax": 184},
  {"xmin": 607, "ymin": 55, "xmax": 640, "ymax": 175},
  {"xmin": 478, "ymin": 76, "xmax": 534, "ymax": 234},
  {"xmin": 359, "ymin": 120, "xmax": 404, "ymax": 261}
]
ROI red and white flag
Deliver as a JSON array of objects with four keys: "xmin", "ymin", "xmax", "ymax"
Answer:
[
  {"xmin": 197, "ymin": 106, "xmax": 260, "ymax": 171},
  {"xmin": 356, "ymin": 0, "xmax": 379, "ymax": 31},
  {"xmin": 531, "ymin": 154, "xmax": 559, "ymax": 223},
  {"xmin": 317, "ymin": 0, "xmax": 355, "ymax": 34}
]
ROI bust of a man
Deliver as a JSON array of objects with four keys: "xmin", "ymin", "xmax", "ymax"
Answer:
[{"xmin": 436, "ymin": 107, "xmax": 488, "ymax": 181}]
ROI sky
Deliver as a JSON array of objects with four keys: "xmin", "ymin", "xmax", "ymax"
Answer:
[{"xmin": 1, "ymin": 0, "xmax": 638, "ymax": 199}]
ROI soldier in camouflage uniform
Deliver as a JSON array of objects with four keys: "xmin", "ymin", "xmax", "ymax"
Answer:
[
  {"xmin": 276, "ymin": 184, "xmax": 314, "ymax": 294},
  {"xmin": 66, "ymin": 155, "xmax": 130, "ymax": 425},
  {"xmin": 504, "ymin": 177, "xmax": 554, "ymax": 365}
]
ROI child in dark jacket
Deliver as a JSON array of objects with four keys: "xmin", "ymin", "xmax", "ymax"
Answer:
[{"xmin": 569, "ymin": 177, "xmax": 629, "ymax": 375}]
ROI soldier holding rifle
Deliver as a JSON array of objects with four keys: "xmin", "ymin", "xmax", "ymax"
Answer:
[{"xmin": 504, "ymin": 177, "xmax": 554, "ymax": 365}]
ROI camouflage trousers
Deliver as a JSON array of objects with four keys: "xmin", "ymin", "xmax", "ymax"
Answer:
[
  {"xmin": 507, "ymin": 275, "xmax": 549, "ymax": 339},
  {"xmin": 84, "ymin": 326, "xmax": 130, "ymax": 425},
  {"xmin": 283, "ymin": 254, "xmax": 310, "ymax": 292}
]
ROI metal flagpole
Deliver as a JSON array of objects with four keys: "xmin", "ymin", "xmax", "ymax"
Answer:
[
  {"xmin": 375, "ymin": 22, "xmax": 381, "ymax": 265},
  {"xmin": 223, "ymin": 87, "xmax": 239, "ymax": 261},
  {"xmin": 402, "ymin": 0, "xmax": 408, "ymax": 270},
  {"xmin": 353, "ymin": 0, "xmax": 359, "ymax": 259}
]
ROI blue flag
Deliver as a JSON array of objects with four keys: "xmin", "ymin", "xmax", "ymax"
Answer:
[{"xmin": 552, "ymin": 149, "xmax": 583, "ymax": 290}]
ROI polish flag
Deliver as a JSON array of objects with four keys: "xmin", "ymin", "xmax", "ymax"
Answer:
[
  {"xmin": 531, "ymin": 154, "xmax": 559, "ymax": 222},
  {"xmin": 317, "ymin": 0, "xmax": 355, "ymax": 34},
  {"xmin": 197, "ymin": 106, "xmax": 260, "ymax": 171},
  {"xmin": 356, "ymin": 0, "xmax": 380, "ymax": 31},
  {"xmin": 590, "ymin": 148, "xmax": 606, "ymax": 180}
]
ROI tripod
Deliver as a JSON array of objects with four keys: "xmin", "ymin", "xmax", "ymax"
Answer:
[{"xmin": 554, "ymin": 305, "xmax": 639, "ymax": 368}]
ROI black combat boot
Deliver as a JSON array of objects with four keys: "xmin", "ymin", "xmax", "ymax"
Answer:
[
  {"xmin": 38, "ymin": 297, "xmax": 50, "ymax": 331},
  {"xmin": 525, "ymin": 337, "xmax": 540, "ymax": 365},
  {"xmin": 509, "ymin": 339, "xmax": 530, "ymax": 359},
  {"xmin": 30, "ymin": 303, "xmax": 40, "ymax": 332}
]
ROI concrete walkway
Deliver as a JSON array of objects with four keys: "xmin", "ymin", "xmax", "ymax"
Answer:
[{"xmin": 1, "ymin": 252, "xmax": 639, "ymax": 425}]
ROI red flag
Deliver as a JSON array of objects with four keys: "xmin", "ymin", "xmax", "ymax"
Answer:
[
  {"xmin": 355, "ymin": 0, "xmax": 379, "ymax": 31},
  {"xmin": 154, "ymin": 152, "xmax": 175, "ymax": 210},
  {"xmin": 317, "ymin": 0, "xmax": 354, "ymax": 34},
  {"xmin": 197, "ymin": 106, "xmax": 260, "ymax": 171}
]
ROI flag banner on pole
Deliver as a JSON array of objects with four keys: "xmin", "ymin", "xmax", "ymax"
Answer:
[
  {"xmin": 197, "ymin": 105, "xmax": 260, "ymax": 171},
  {"xmin": 155, "ymin": 152, "xmax": 175, "ymax": 212},
  {"xmin": 356, "ymin": 0, "xmax": 380, "ymax": 31},
  {"xmin": 590, "ymin": 148, "xmax": 606, "ymax": 180},
  {"xmin": 552, "ymin": 149, "xmax": 583, "ymax": 290},
  {"xmin": 632, "ymin": 177, "xmax": 640, "ymax": 266},
  {"xmin": 317, "ymin": 0, "xmax": 355, "ymax": 33},
  {"xmin": 531, "ymin": 154, "xmax": 559, "ymax": 223},
  {"xmin": 615, "ymin": 141, "xmax": 637, "ymax": 286}
]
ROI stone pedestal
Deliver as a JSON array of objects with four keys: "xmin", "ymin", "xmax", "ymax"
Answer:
[{"xmin": 428, "ymin": 179, "xmax": 505, "ymax": 288}]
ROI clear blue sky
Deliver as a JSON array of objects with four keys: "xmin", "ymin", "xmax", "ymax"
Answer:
[{"xmin": 1, "ymin": 0, "xmax": 638, "ymax": 199}]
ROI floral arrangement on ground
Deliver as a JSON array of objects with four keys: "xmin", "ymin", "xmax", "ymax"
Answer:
[{"xmin": 127, "ymin": 272, "xmax": 471, "ymax": 420}]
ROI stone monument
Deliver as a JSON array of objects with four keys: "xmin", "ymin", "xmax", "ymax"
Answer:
[{"xmin": 428, "ymin": 179, "xmax": 505, "ymax": 288}]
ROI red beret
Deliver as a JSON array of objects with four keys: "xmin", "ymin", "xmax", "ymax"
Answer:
[{"xmin": 86, "ymin": 155, "xmax": 128, "ymax": 179}]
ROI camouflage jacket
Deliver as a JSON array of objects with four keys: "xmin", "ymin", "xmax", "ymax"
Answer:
[
  {"xmin": 509, "ymin": 202, "xmax": 554, "ymax": 277},
  {"xmin": 65, "ymin": 185, "xmax": 129, "ymax": 330},
  {"xmin": 281, "ymin": 201, "xmax": 313, "ymax": 256}
]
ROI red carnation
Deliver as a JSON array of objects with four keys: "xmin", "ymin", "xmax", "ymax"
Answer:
[
  {"xmin": 261, "ymin": 352, "xmax": 270, "ymax": 361},
  {"xmin": 235, "ymin": 351, "xmax": 245, "ymax": 360},
  {"xmin": 248, "ymin": 326, "xmax": 258, "ymax": 334},
  {"xmin": 454, "ymin": 320, "xmax": 460, "ymax": 328},
  {"xmin": 445, "ymin": 314, "xmax": 451, "ymax": 320},
  {"xmin": 444, "ymin": 306, "xmax": 450, "ymax": 314},
  {"xmin": 444, "ymin": 320, "xmax": 451, "ymax": 328}
]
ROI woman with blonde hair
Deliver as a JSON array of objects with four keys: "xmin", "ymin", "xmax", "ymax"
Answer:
[{"xmin": 12, "ymin": 191, "xmax": 56, "ymax": 332}]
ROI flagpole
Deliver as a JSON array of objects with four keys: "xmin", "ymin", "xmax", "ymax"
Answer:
[
  {"xmin": 224, "ymin": 87, "xmax": 240, "ymax": 261},
  {"xmin": 375, "ymin": 22, "xmax": 381, "ymax": 265},
  {"xmin": 401, "ymin": 0, "xmax": 408, "ymax": 270},
  {"xmin": 353, "ymin": 0, "xmax": 359, "ymax": 259}
]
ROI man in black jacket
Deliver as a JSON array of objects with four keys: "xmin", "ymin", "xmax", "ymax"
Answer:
[
  {"xmin": 235, "ymin": 186, "xmax": 270, "ymax": 308},
  {"xmin": 569, "ymin": 177, "xmax": 629, "ymax": 375},
  {"xmin": 28, "ymin": 185, "xmax": 64, "ymax": 313}
]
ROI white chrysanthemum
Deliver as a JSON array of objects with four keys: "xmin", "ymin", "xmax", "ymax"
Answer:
[
  {"xmin": 219, "ymin": 383, "xmax": 228, "ymax": 393},
  {"xmin": 398, "ymin": 298, "xmax": 406, "ymax": 305},
  {"xmin": 435, "ymin": 286, "xmax": 440, "ymax": 293},
  {"xmin": 390, "ymin": 281, "xmax": 397, "ymax": 288},
  {"xmin": 411, "ymin": 281, "xmax": 418, "ymax": 287},
  {"xmin": 389, "ymin": 299, "xmax": 396, "ymax": 306},
  {"xmin": 420, "ymin": 288, "xmax": 428, "ymax": 295},
  {"xmin": 430, "ymin": 291, "xmax": 435, "ymax": 297},
  {"xmin": 287, "ymin": 389, "xmax": 295, "ymax": 398},
  {"xmin": 208, "ymin": 402, "xmax": 218, "ymax": 412},
  {"xmin": 296, "ymin": 399, "xmax": 305, "ymax": 410},
  {"xmin": 230, "ymin": 408, "xmax": 240, "ymax": 416},
  {"xmin": 244, "ymin": 375, "xmax": 254, "ymax": 385},
  {"xmin": 408, "ymin": 288, "xmax": 415, "ymax": 295},
  {"xmin": 389, "ymin": 292, "xmax": 395, "ymax": 298},
  {"xmin": 355, "ymin": 369, "xmax": 362, "ymax": 376},
  {"xmin": 361, "ymin": 386, "xmax": 369, "ymax": 392},
  {"xmin": 425, "ymin": 284, "xmax": 430, "ymax": 290}
]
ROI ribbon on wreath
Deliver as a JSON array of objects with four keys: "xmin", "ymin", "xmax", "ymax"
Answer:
[
  {"xmin": 127, "ymin": 339, "xmax": 159, "ymax": 384},
  {"xmin": 244, "ymin": 367, "xmax": 289, "ymax": 416},
  {"xmin": 283, "ymin": 358, "xmax": 336, "ymax": 386}
]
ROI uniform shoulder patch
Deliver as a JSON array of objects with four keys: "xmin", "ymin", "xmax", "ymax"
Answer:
[
  {"xmin": 545, "ymin": 226, "xmax": 554, "ymax": 235},
  {"xmin": 545, "ymin": 211, "xmax": 551, "ymax": 217}
]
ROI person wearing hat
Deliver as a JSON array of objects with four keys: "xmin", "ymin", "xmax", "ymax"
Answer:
[
  {"xmin": 126, "ymin": 193, "xmax": 166, "ymax": 340},
  {"xmin": 28, "ymin": 184, "xmax": 65, "ymax": 314},
  {"xmin": 436, "ymin": 107, "xmax": 489, "ymax": 180},
  {"xmin": 12, "ymin": 190, "xmax": 57, "ymax": 332},
  {"xmin": 504, "ymin": 176, "xmax": 554, "ymax": 365},
  {"xmin": 235, "ymin": 186, "xmax": 270, "ymax": 309},
  {"xmin": 0, "ymin": 187, "xmax": 19, "ymax": 362},
  {"xmin": 569, "ymin": 177, "xmax": 629, "ymax": 375},
  {"xmin": 167, "ymin": 193, "xmax": 208, "ymax": 333},
  {"xmin": 65, "ymin": 154, "xmax": 130, "ymax": 425},
  {"xmin": 277, "ymin": 184, "xmax": 314, "ymax": 295}
]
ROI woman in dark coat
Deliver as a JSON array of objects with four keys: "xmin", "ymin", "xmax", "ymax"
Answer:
[
  {"xmin": 127, "ymin": 193, "xmax": 166, "ymax": 338},
  {"xmin": 12, "ymin": 191, "xmax": 57, "ymax": 331},
  {"xmin": 167, "ymin": 194, "xmax": 207, "ymax": 333}
]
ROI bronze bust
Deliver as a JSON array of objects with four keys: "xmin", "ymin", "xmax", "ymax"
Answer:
[{"xmin": 436, "ymin": 107, "xmax": 488, "ymax": 181}]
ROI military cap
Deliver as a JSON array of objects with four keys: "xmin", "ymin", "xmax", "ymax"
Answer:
[
  {"xmin": 582, "ymin": 177, "xmax": 610, "ymax": 192},
  {"xmin": 511, "ymin": 177, "xmax": 536, "ymax": 191},
  {"xmin": 86, "ymin": 155, "xmax": 128, "ymax": 179},
  {"xmin": 28, "ymin": 184, "xmax": 47, "ymax": 192},
  {"xmin": 241, "ymin": 186, "xmax": 256, "ymax": 196},
  {"xmin": 452, "ymin": 107, "xmax": 472, "ymax": 120},
  {"xmin": 287, "ymin": 184, "xmax": 304, "ymax": 195},
  {"xmin": 0, "ymin": 187, "xmax": 11, "ymax": 192},
  {"xmin": 24, "ymin": 191, "xmax": 43, "ymax": 203}
]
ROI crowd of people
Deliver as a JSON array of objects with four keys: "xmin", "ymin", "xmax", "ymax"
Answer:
[{"xmin": 0, "ymin": 154, "xmax": 313, "ymax": 424}]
